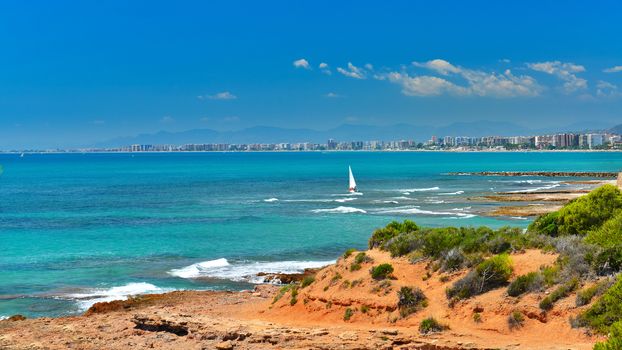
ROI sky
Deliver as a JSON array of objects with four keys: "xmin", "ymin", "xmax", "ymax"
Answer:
[{"xmin": 1, "ymin": 0, "xmax": 622, "ymax": 148}]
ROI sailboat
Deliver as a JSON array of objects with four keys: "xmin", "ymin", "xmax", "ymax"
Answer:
[{"xmin": 348, "ymin": 166, "xmax": 358, "ymax": 193}]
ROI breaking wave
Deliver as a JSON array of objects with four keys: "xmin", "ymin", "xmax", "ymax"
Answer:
[
  {"xmin": 398, "ymin": 186, "xmax": 440, "ymax": 192},
  {"xmin": 62, "ymin": 282, "xmax": 169, "ymax": 311},
  {"xmin": 169, "ymin": 259, "xmax": 334, "ymax": 283},
  {"xmin": 311, "ymin": 206, "xmax": 367, "ymax": 214},
  {"xmin": 375, "ymin": 207, "xmax": 475, "ymax": 218},
  {"xmin": 263, "ymin": 198, "xmax": 279, "ymax": 202},
  {"xmin": 439, "ymin": 191, "xmax": 465, "ymax": 195},
  {"xmin": 334, "ymin": 198, "xmax": 357, "ymax": 203},
  {"xmin": 506, "ymin": 183, "xmax": 561, "ymax": 193}
]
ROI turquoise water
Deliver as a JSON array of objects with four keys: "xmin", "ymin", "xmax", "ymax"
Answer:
[{"xmin": 1, "ymin": 151, "xmax": 621, "ymax": 318}]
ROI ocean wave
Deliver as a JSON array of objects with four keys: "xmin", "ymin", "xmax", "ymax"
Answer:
[
  {"xmin": 168, "ymin": 258, "xmax": 230, "ymax": 278},
  {"xmin": 334, "ymin": 198, "xmax": 357, "ymax": 203},
  {"xmin": 311, "ymin": 206, "xmax": 367, "ymax": 214},
  {"xmin": 332, "ymin": 192, "xmax": 363, "ymax": 196},
  {"xmin": 263, "ymin": 198, "xmax": 279, "ymax": 203},
  {"xmin": 506, "ymin": 183, "xmax": 561, "ymax": 193},
  {"xmin": 0, "ymin": 316, "xmax": 7, "ymax": 321},
  {"xmin": 439, "ymin": 190, "xmax": 465, "ymax": 195},
  {"xmin": 392, "ymin": 196, "xmax": 417, "ymax": 201},
  {"xmin": 282, "ymin": 199, "xmax": 333, "ymax": 203},
  {"xmin": 402, "ymin": 192, "xmax": 411, "ymax": 195},
  {"xmin": 398, "ymin": 186, "xmax": 439, "ymax": 192},
  {"xmin": 169, "ymin": 259, "xmax": 334, "ymax": 283},
  {"xmin": 424, "ymin": 199, "xmax": 446, "ymax": 204},
  {"xmin": 63, "ymin": 282, "xmax": 169, "ymax": 310},
  {"xmin": 376, "ymin": 207, "xmax": 475, "ymax": 218}
]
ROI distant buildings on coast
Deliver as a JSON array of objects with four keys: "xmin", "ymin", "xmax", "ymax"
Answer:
[
  {"xmin": 113, "ymin": 131, "xmax": 621, "ymax": 152},
  {"xmin": 5, "ymin": 131, "xmax": 622, "ymax": 153}
]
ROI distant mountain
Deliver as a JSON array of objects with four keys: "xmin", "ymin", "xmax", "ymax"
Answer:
[
  {"xmin": 610, "ymin": 124, "xmax": 622, "ymax": 135},
  {"xmin": 94, "ymin": 120, "xmax": 619, "ymax": 148}
]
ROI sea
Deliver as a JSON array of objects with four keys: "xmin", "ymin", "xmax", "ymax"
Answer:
[{"xmin": 1, "ymin": 151, "xmax": 621, "ymax": 318}]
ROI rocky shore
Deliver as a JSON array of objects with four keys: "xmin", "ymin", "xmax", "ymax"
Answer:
[
  {"xmin": 0, "ymin": 249, "xmax": 599, "ymax": 350},
  {"xmin": 449, "ymin": 171, "xmax": 618, "ymax": 178}
]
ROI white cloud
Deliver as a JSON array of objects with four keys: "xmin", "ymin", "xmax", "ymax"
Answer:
[
  {"xmin": 201, "ymin": 91, "xmax": 237, "ymax": 100},
  {"xmin": 293, "ymin": 58, "xmax": 310, "ymax": 69},
  {"xmin": 384, "ymin": 59, "xmax": 542, "ymax": 97},
  {"xmin": 319, "ymin": 62, "xmax": 331, "ymax": 75},
  {"xmin": 337, "ymin": 62, "xmax": 367, "ymax": 79},
  {"xmin": 384, "ymin": 72, "xmax": 468, "ymax": 96},
  {"xmin": 325, "ymin": 92, "xmax": 342, "ymax": 98},
  {"xmin": 604, "ymin": 66, "xmax": 622, "ymax": 73},
  {"xmin": 413, "ymin": 59, "xmax": 460, "ymax": 75},
  {"xmin": 596, "ymin": 80, "xmax": 621, "ymax": 98},
  {"xmin": 160, "ymin": 116, "xmax": 175, "ymax": 123},
  {"xmin": 527, "ymin": 61, "xmax": 587, "ymax": 93}
]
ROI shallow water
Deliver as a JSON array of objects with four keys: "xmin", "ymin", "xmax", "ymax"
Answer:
[{"xmin": 1, "ymin": 151, "xmax": 620, "ymax": 317}]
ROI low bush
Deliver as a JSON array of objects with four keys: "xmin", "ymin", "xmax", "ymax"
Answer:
[
  {"xmin": 419, "ymin": 317, "xmax": 448, "ymax": 334},
  {"xmin": 529, "ymin": 184, "xmax": 622, "ymax": 236},
  {"xmin": 508, "ymin": 310, "xmax": 525, "ymax": 329},
  {"xmin": 300, "ymin": 276, "xmax": 315, "ymax": 288},
  {"xmin": 473, "ymin": 312, "xmax": 482, "ymax": 323},
  {"xmin": 576, "ymin": 278, "xmax": 614, "ymax": 306},
  {"xmin": 369, "ymin": 220, "xmax": 418, "ymax": 249},
  {"xmin": 592, "ymin": 246, "xmax": 622, "ymax": 275},
  {"xmin": 370, "ymin": 263, "xmax": 394, "ymax": 280},
  {"xmin": 593, "ymin": 321, "xmax": 622, "ymax": 350},
  {"xmin": 343, "ymin": 307, "xmax": 354, "ymax": 321},
  {"xmin": 539, "ymin": 277, "xmax": 579, "ymax": 310},
  {"xmin": 586, "ymin": 211, "xmax": 622, "ymax": 248},
  {"xmin": 289, "ymin": 286, "xmax": 299, "ymax": 305},
  {"xmin": 446, "ymin": 254, "xmax": 513, "ymax": 300},
  {"xmin": 507, "ymin": 272, "xmax": 544, "ymax": 297},
  {"xmin": 578, "ymin": 277, "xmax": 622, "ymax": 333},
  {"xmin": 273, "ymin": 284, "xmax": 295, "ymax": 304},
  {"xmin": 343, "ymin": 248, "xmax": 356, "ymax": 259},
  {"xmin": 397, "ymin": 286, "xmax": 427, "ymax": 317},
  {"xmin": 360, "ymin": 305, "xmax": 369, "ymax": 313},
  {"xmin": 440, "ymin": 248, "xmax": 466, "ymax": 272}
]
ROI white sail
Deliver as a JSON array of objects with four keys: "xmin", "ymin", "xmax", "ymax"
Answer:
[{"xmin": 348, "ymin": 166, "xmax": 357, "ymax": 192}]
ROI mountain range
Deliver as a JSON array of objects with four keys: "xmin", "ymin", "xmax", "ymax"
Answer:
[{"xmin": 95, "ymin": 120, "xmax": 619, "ymax": 147}]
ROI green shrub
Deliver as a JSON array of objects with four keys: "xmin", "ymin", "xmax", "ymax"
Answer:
[
  {"xmin": 539, "ymin": 277, "xmax": 579, "ymax": 310},
  {"xmin": 360, "ymin": 305, "xmax": 369, "ymax": 313},
  {"xmin": 301, "ymin": 276, "xmax": 315, "ymax": 288},
  {"xmin": 529, "ymin": 185, "xmax": 622, "ymax": 236},
  {"xmin": 586, "ymin": 211, "xmax": 622, "ymax": 248},
  {"xmin": 579, "ymin": 277, "xmax": 622, "ymax": 333},
  {"xmin": 446, "ymin": 254, "xmax": 513, "ymax": 300},
  {"xmin": 592, "ymin": 246, "xmax": 622, "ymax": 275},
  {"xmin": 576, "ymin": 278, "xmax": 614, "ymax": 306},
  {"xmin": 419, "ymin": 317, "xmax": 448, "ymax": 334},
  {"xmin": 397, "ymin": 286, "xmax": 427, "ymax": 317},
  {"xmin": 343, "ymin": 248, "xmax": 356, "ymax": 259},
  {"xmin": 369, "ymin": 220, "xmax": 418, "ymax": 249},
  {"xmin": 440, "ymin": 248, "xmax": 466, "ymax": 272},
  {"xmin": 473, "ymin": 312, "xmax": 482, "ymax": 323},
  {"xmin": 273, "ymin": 284, "xmax": 295, "ymax": 304},
  {"xmin": 343, "ymin": 307, "xmax": 354, "ymax": 321},
  {"xmin": 354, "ymin": 252, "xmax": 372, "ymax": 264},
  {"xmin": 508, "ymin": 272, "xmax": 544, "ymax": 297},
  {"xmin": 289, "ymin": 286, "xmax": 299, "ymax": 305},
  {"xmin": 541, "ymin": 265, "xmax": 560, "ymax": 287},
  {"xmin": 508, "ymin": 310, "xmax": 524, "ymax": 329},
  {"xmin": 370, "ymin": 263, "xmax": 394, "ymax": 280},
  {"xmin": 593, "ymin": 321, "xmax": 622, "ymax": 350}
]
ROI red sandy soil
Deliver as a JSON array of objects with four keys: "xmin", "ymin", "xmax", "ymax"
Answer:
[{"xmin": 0, "ymin": 249, "xmax": 601, "ymax": 350}]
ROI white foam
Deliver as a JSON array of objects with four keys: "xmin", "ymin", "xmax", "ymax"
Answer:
[
  {"xmin": 64, "ymin": 282, "xmax": 169, "ymax": 311},
  {"xmin": 439, "ymin": 191, "xmax": 464, "ymax": 195},
  {"xmin": 169, "ymin": 259, "xmax": 334, "ymax": 283},
  {"xmin": 334, "ymin": 198, "xmax": 357, "ymax": 203},
  {"xmin": 506, "ymin": 183, "xmax": 561, "ymax": 193},
  {"xmin": 399, "ymin": 186, "xmax": 439, "ymax": 192},
  {"xmin": 332, "ymin": 192, "xmax": 363, "ymax": 196},
  {"xmin": 311, "ymin": 206, "xmax": 367, "ymax": 214},
  {"xmin": 168, "ymin": 258, "xmax": 230, "ymax": 278},
  {"xmin": 0, "ymin": 316, "xmax": 7, "ymax": 321},
  {"xmin": 376, "ymin": 207, "xmax": 475, "ymax": 218},
  {"xmin": 402, "ymin": 192, "xmax": 411, "ymax": 195},
  {"xmin": 263, "ymin": 198, "xmax": 279, "ymax": 202},
  {"xmin": 392, "ymin": 196, "xmax": 417, "ymax": 201}
]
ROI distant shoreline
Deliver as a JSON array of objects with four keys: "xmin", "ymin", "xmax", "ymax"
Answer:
[{"xmin": 1, "ymin": 149, "xmax": 622, "ymax": 155}]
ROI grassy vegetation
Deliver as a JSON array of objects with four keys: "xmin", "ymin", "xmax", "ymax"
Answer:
[
  {"xmin": 343, "ymin": 307, "xmax": 354, "ymax": 321},
  {"xmin": 446, "ymin": 254, "xmax": 513, "ymax": 300},
  {"xmin": 343, "ymin": 248, "xmax": 357, "ymax": 259},
  {"xmin": 539, "ymin": 277, "xmax": 579, "ymax": 310},
  {"xmin": 508, "ymin": 310, "xmax": 525, "ymax": 329},
  {"xmin": 593, "ymin": 321, "xmax": 622, "ymax": 350},
  {"xmin": 508, "ymin": 272, "xmax": 544, "ymax": 297},
  {"xmin": 300, "ymin": 275, "xmax": 315, "ymax": 288},
  {"xmin": 370, "ymin": 263, "xmax": 394, "ymax": 280},
  {"xmin": 350, "ymin": 252, "xmax": 372, "ymax": 271},
  {"xmin": 576, "ymin": 278, "xmax": 614, "ymax": 307},
  {"xmin": 419, "ymin": 317, "xmax": 448, "ymax": 334},
  {"xmin": 397, "ymin": 286, "xmax": 427, "ymax": 318},
  {"xmin": 576, "ymin": 276, "xmax": 622, "ymax": 333}
]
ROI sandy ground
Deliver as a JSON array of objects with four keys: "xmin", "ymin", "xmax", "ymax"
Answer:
[{"xmin": 0, "ymin": 249, "xmax": 601, "ymax": 350}]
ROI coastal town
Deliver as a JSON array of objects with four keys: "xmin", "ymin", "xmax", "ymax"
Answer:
[{"xmin": 46, "ymin": 130, "xmax": 622, "ymax": 153}]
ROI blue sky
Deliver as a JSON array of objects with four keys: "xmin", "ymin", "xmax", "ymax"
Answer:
[{"xmin": 1, "ymin": 0, "xmax": 622, "ymax": 148}]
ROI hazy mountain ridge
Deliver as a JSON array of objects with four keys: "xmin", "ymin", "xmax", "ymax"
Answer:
[{"xmin": 95, "ymin": 120, "xmax": 617, "ymax": 147}]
